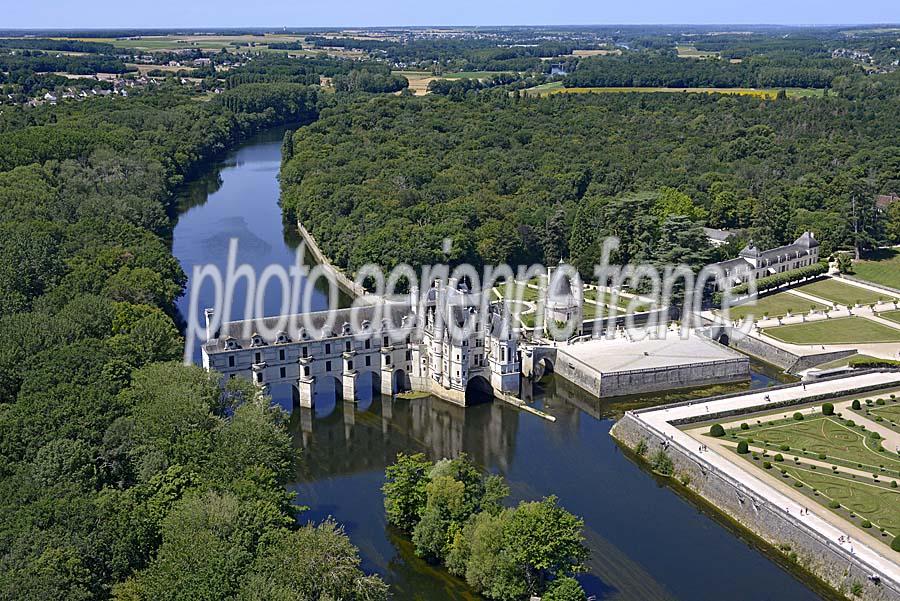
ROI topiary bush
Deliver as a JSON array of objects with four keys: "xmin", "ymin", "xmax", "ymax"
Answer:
[
  {"xmin": 737, "ymin": 440, "xmax": 749, "ymax": 454},
  {"xmin": 793, "ymin": 412, "xmax": 804, "ymax": 421},
  {"xmin": 710, "ymin": 424, "xmax": 725, "ymax": 437},
  {"xmin": 774, "ymin": 454, "xmax": 784, "ymax": 462},
  {"xmin": 851, "ymin": 400, "xmax": 861, "ymax": 410},
  {"xmin": 740, "ymin": 423, "xmax": 749, "ymax": 430},
  {"xmin": 861, "ymin": 520, "xmax": 872, "ymax": 529},
  {"xmin": 822, "ymin": 403, "xmax": 834, "ymax": 416},
  {"xmin": 892, "ymin": 536, "xmax": 900, "ymax": 552}
]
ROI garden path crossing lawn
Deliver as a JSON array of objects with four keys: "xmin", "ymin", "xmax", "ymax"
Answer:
[
  {"xmin": 776, "ymin": 463, "xmax": 900, "ymax": 536},
  {"xmin": 851, "ymin": 248, "xmax": 900, "ymax": 291},
  {"xmin": 867, "ymin": 403, "xmax": 900, "ymax": 430},
  {"xmin": 730, "ymin": 415, "xmax": 900, "ymax": 473},
  {"xmin": 880, "ymin": 309, "xmax": 900, "ymax": 326},
  {"xmin": 794, "ymin": 278, "xmax": 892, "ymax": 306},
  {"xmin": 763, "ymin": 316, "xmax": 900, "ymax": 345},
  {"xmin": 721, "ymin": 291, "xmax": 828, "ymax": 321}
]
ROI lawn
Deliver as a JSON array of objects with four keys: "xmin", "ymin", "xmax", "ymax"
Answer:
[
  {"xmin": 586, "ymin": 289, "xmax": 648, "ymax": 312},
  {"xmin": 763, "ymin": 316, "xmax": 900, "ymax": 345},
  {"xmin": 881, "ymin": 310, "xmax": 900, "ymax": 325},
  {"xmin": 720, "ymin": 291, "xmax": 827, "ymax": 321},
  {"xmin": 850, "ymin": 248, "xmax": 900, "ymax": 291},
  {"xmin": 795, "ymin": 279, "xmax": 891, "ymax": 306},
  {"xmin": 729, "ymin": 415, "xmax": 900, "ymax": 473},
  {"xmin": 864, "ymin": 402, "xmax": 900, "ymax": 433},
  {"xmin": 773, "ymin": 463, "xmax": 900, "ymax": 539}
]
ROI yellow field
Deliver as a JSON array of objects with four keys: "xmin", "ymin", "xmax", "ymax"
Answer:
[
  {"xmin": 524, "ymin": 82, "xmax": 823, "ymax": 99},
  {"xmin": 572, "ymin": 49, "xmax": 622, "ymax": 57},
  {"xmin": 394, "ymin": 71, "xmax": 437, "ymax": 95}
]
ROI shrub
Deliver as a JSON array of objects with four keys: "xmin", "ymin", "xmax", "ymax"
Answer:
[
  {"xmin": 892, "ymin": 536, "xmax": 900, "ymax": 552},
  {"xmin": 774, "ymin": 454, "xmax": 784, "ymax": 462},
  {"xmin": 737, "ymin": 440, "xmax": 749, "ymax": 454},
  {"xmin": 740, "ymin": 423, "xmax": 749, "ymax": 430},
  {"xmin": 818, "ymin": 453, "xmax": 827, "ymax": 460},
  {"xmin": 710, "ymin": 424, "xmax": 725, "ymax": 437},
  {"xmin": 635, "ymin": 440, "xmax": 648, "ymax": 457},
  {"xmin": 822, "ymin": 403, "xmax": 834, "ymax": 416},
  {"xmin": 763, "ymin": 461, "xmax": 772, "ymax": 469},
  {"xmin": 829, "ymin": 500, "xmax": 841, "ymax": 509},
  {"xmin": 650, "ymin": 450, "xmax": 674, "ymax": 476},
  {"xmin": 793, "ymin": 412, "xmax": 804, "ymax": 421},
  {"xmin": 851, "ymin": 400, "xmax": 861, "ymax": 410},
  {"xmin": 861, "ymin": 520, "xmax": 872, "ymax": 529},
  {"xmin": 876, "ymin": 398, "xmax": 886, "ymax": 406},
  {"xmin": 780, "ymin": 444, "xmax": 790, "ymax": 452}
]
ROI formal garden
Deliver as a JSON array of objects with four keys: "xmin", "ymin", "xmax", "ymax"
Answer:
[
  {"xmin": 762, "ymin": 316, "xmax": 900, "ymax": 345},
  {"xmin": 794, "ymin": 279, "xmax": 891, "ymax": 307},
  {"xmin": 850, "ymin": 395, "xmax": 900, "ymax": 435},
  {"xmin": 720, "ymin": 412, "xmax": 900, "ymax": 473},
  {"xmin": 707, "ymin": 408, "xmax": 900, "ymax": 547},
  {"xmin": 718, "ymin": 291, "xmax": 828, "ymax": 322}
]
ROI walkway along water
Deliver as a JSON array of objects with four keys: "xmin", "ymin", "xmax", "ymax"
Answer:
[{"xmin": 172, "ymin": 126, "xmax": 842, "ymax": 601}]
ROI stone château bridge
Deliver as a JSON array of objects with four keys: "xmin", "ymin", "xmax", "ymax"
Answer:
[{"xmin": 202, "ymin": 279, "xmax": 521, "ymax": 407}]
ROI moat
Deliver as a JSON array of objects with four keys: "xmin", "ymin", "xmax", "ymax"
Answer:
[{"xmin": 172, "ymin": 126, "xmax": 834, "ymax": 601}]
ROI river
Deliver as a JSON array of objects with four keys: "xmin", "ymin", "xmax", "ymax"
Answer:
[{"xmin": 172, "ymin": 127, "xmax": 835, "ymax": 601}]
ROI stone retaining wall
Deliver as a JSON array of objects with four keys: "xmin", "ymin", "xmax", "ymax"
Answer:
[
  {"xmin": 611, "ymin": 411, "xmax": 900, "ymax": 600},
  {"xmin": 297, "ymin": 220, "xmax": 367, "ymax": 299}
]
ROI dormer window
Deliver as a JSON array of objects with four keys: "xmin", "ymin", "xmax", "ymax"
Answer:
[
  {"xmin": 250, "ymin": 333, "xmax": 264, "ymax": 347},
  {"xmin": 276, "ymin": 331, "xmax": 290, "ymax": 344},
  {"xmin": 224, "ymin": 337, "xmax": 238, "ymax": 350}
]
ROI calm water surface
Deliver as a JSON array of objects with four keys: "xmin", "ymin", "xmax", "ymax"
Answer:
[{"xmin": 173, "ymin": 129, "xmax": 831, "ymax": 601}]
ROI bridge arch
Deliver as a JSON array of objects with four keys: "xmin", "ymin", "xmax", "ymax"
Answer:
[
  {"xmin": 465, "ymin": 375, "xmax": 493, "ymax": 405},
  {"xmin": 535, "ymin": 356, "xmax": 555, "ymax": 380},
  {"xmin": 356, "ymin": 370, "xmax": 381, "ymax": 411},
  {"xmin": 313, "ymin": 375, "xmax": 342, "ymax": 419},
  {"xmin": 393, "ymin": 369, "xmax": 411, "ymax": 394}
]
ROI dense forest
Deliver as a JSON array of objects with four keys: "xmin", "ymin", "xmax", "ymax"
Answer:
[
  {"xmin": 281, "ymin": 75, "xmax": 900, "ymax": 276},
  {"xmin": 1, "ymin": 23, "xmax": 900, "ymax": 600},
  {"xmin": 564, "ymin": 52, "xmax": 860, "ymax": 89},
  {"xmin": 0, "ymin": 77, "xmax": 391, "ymax": 599}
]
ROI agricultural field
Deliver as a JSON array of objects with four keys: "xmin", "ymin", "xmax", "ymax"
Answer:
[
  {"xmin": 523, "ymin": 81, "xmax": 823, "ymax": 99},
  {"xmin": 727, "ymin": 414, "xmax": 900, "ymax": 473},
  {"xmin": 719, "ymin": 291, "xmax": 827, "ymax": 321},
  {"xmin": 763, "ymin": 317, "xmax": 900, "ymax": 345},
  {"xmin": 794, "ymin": 278, "xmax": 892, "ymax": 306},
  {"xmin": 851, "ymin": 249, "xmax": 900, "ymax": 291},
  {"xmin": 675, "ymin": 45, "xmax": 719, "ymax": 59},
  {"xmin": 394, "ymin": 70, "xmax": 509, "ymax": 95}
]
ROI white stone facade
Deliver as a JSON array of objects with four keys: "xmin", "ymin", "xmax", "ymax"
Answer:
[{"xmin": 201, "ymin": 280, "xmax": 521, "ymax": 407}]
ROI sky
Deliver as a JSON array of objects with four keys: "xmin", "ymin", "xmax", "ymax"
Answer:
[{"xmin": 6, "ymin": 0, "xmax": 899, "ymax": 29}]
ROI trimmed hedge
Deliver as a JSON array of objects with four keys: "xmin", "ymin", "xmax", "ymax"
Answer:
[
  {"xmin": 822, "ymin": 403, "xmax": 834, "ymax": 416},
  {"xmin": 713, "ymin": 261, "xmax": 828, "ymax": 307},
  {"xmin": 710, "ymin": 424, "xmax": 726, "ymax": 437},
  {"xmin": 849, "ymin": 357, "xmax": 900, "ymax": 369},
  {"xmin": 737, "ymin": 440, "xmax": 749, "ymax": 454},
  {"xmin": 893, "ymin": 536, "xmax": 900, "ymax": 552}
]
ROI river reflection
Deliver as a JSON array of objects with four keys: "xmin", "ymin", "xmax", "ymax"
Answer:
[
  {"xmin": 288, "ymin": 370, "xmax": 830, "ymax": 601},
  {"xmin": 173, "ymin": 128, "xmax": 830, "ymax": 601}
]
